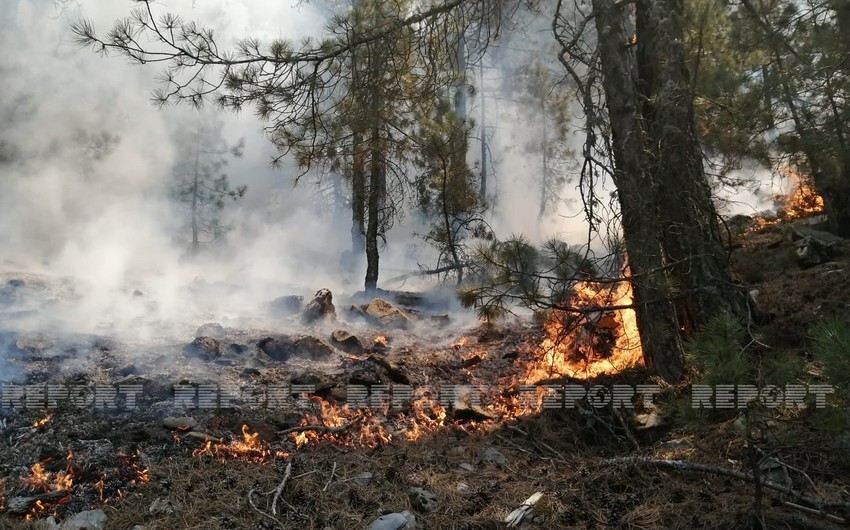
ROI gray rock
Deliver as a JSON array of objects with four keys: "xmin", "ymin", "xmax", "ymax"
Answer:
[
  {"xmin": 269, "ymin": 295, "xmax": 304, "ymax": 316},
  {"xmin": 162, "ymin": 417, "xmax": 198, "ymax": 430},
  {"xmin": 187, "ymin": 336, "xmax": 221, "ymax": 358},
  {"xmin": 458, "ymin": 463, "xmax": 475, "ymax": 472},
  {"xmin": 365, "ymin": 298, "xmax": 412, "ymax": 330},
  {"xmin": 408, "ymin": 487, "xmax": 438, "ymax": 513},
  {"xmin": 331, "ymin": 329, "xmax": 364, "ymax": 355},
  {"xmin": 456, "ymin": 482, "xmax": 471, "ymax": 494},
  {"xmin": 258, "ymin": 334, "xmax": 337, "ymax": 362},
  {"xmin": 368, "ymin": 511, "xmax": 417, "ymax": 530},
  {"xmin": 61, "ymin": 509, "xmax": 107, "ymax": 530},
  {"xmin": 149, "ymin": 497, "xmax": 182, "ymax": 516},
  {"xmin": 194, "ymin": 323, "xmax": 225, "ymax": 339},
  {"xmin": 302, "ymin": 289, "xmax": 336, "ymax": 324},
  {"xmin": 350, "ymin": 471, "xmax": 373, "ymax": 486},
  {"xmin": 480, "ymin": 447, "xmax": 507, "ymax": 466}
]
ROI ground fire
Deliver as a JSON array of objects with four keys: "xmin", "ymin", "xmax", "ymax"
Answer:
[
  {"xmin": 751, "ymin": 166, "xmax": 825, "ymax": 231},
  {"xmin": 525, "ymin": 278, "xmax": 643, "ymax": 382}
]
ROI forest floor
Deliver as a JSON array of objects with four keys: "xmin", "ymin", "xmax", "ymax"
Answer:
[{"xmin": 0, "ymin": 214, "xmax": 848, "ymax": 530}]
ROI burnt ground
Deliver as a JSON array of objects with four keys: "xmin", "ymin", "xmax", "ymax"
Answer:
[{"xmin": 0, "ymin": 215, "xmax": 848, "ymax": 530}]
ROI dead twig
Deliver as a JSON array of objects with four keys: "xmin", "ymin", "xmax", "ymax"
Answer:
[
  {"xmin": 783, "ymin": 501, "xmax": 847, "ymax": 525},
  {"xmin": 246, "ymin": 460, "xmax": 293, "ymax": 528},
  {"xmin": 611, "ymin": 406, "xmax": 639, "ymax": 450},
  {"xmin": 323, "ymin": 461, "xmax": 337, "ymax": 492},
  {"xmin": 599, "ymin": 457, "xmax": 850, "ymax": 517},
  {"xmin": 271, "ymin": 461, "xmax": 293, "ymax": 517}
]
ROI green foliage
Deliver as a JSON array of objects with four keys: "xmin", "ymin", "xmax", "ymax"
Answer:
[
  {"xmin": 457, "ymin": 235, "xmax": 599, "ymax": 321},
  {"xmin": 809, "ymin": 317, "xmax": 850, "ymax": 399},
  {"xmin": 684, "ymin": 314, "xmax": 752, "ymax": 385}
]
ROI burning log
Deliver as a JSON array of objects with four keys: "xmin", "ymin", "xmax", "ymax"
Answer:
[{"xmin": 5, "ymin": 491, "xmax": 69, "ymax": 515}]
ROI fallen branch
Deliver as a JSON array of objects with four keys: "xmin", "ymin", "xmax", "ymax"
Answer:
[
  {"xmin": 384, "ymin": 262, "xmax": 472, "ymax": 284},
  {"xmin": 247, "ymin": 460, "xmax": 293, "ymax": 529},
  {"xmin": 599, "ymin": 457, "xmax": 850, "ymax": 517},
  {"xmin": 5, "ymin": 491, "xmax": 70, "ymax": 514},
  {"xmin": 323, "ymin": 461, "xmax": 337, "ymax": 492}
]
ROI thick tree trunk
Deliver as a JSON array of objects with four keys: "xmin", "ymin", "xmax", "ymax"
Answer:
[
  {"xmin": 364, "ymin": 126, "xmax": 383, "ymax": 292},
  {"xmin": 592, "ymin": 0, "xmax": 749, "ymax": 381},
  {"xmin": 635, "ymin": 0, "xmax": 749, "ymax": 330},
  {"xmin": 593, "ymin": 0, "xmax": 685, "ymax": 382}
]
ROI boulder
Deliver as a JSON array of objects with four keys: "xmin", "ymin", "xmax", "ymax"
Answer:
[
  {"xmin": 186, "ymin": 336, "xmax": 221, "ymax": 358},
  {"xmin": 301, "ymin": 289, "xmax": 336, "ymax": 324},
  {"xmin": 268, "ymin": 295, "xmax": 304, "ymax": 317},
  {"xmin": 331, "ymin": 329, "xmax": 364, "ymax": 355},
  {"xmin": 194, "ymin": 323, "xmax": 225, "ymax": 339},
  {"xmin": 365, "ymin": 298, "xmax": 411, "ymax": 329},
  {"xmin": 258, "ymin": 335, "xmax": 337, "ymax": 362}
]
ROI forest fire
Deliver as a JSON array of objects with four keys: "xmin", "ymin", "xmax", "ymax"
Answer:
[
  {"xmin": 193, "ymin": 424, "xmax": 287, "ymax": 463},
  {"xmin": 19, "ymin": 463, "xmax": 74, "ymax": 519},
  {"xmin": 751, "ymin": 167, "xmax": 825, "ymax": 231},
  {"xmin": 526, "ymin": 278, "xmax": 643, "ymax": 382}
]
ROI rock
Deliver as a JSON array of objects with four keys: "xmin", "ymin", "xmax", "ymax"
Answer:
[
  {"xmin": 480, "ymin": 447, "xmax": 507, "ymax": 466},
  {"xmin": 301, "ymin": 289, "xmax": 336, "ymax": 324},
  {"xmin": 162, "ymin": 417, "xmax": 198, "ymax": 430},
  {"xmin": 451, "ymin": 385, "xmax": 495, "ymax": 421},
  {"xmin": 408, "ymin": 487, "xmax": 438, "ymax": 513},
  {"xmin": 186, "ymin": 336, "xmax": 221, "ymax": 358},
  {"xmin": 331, "ymin": 329, "xmax": 364, "ymax": 355},
  {"xmin": 430, "ymin": 314, "xmax": 451, "ymax": 327},
  {"xmin": 458, "ymin": 463, "xmax": 475, "ymax": 472},
  {"xmin": 795, "ymin": 236, "xmax": 838, "ymax": 268},
  {"xmin": 194, "ymin": 323, "xmax": 225, "ymax": 339},
  {"xmin": 149, "ymin": 497, "xmax": 182, "ymax": 516},
  {"xmin": 269, "ymin": 295, "xmax": 304, "ymax": 316},
  {"xmin": 365, "ymin": 298, "xmax": 412, "ymax": 330},
  {"xmin": 350, "ymin": 471, "xmax": 373, "ymax": 486},
  {"xmin": 291, "ymin": 370, "xmax": 338, "ymax": 394},
  {"xmin": 6, "ymin": 279, "xmax": 25, "ymax": 288},
  {"xmin": 368, "ymin": 511, "xmax": 417, "ymax": 530},
  {"xmin": 60, "ymin": 509, "xmax": 107, "ymax": 530},
  {"xmin": 258, "ymin": 335, "xmax": 337, "ymax": 362},
  {"xmin": 14, "ymin": 332, "xmax": 54, "ymax": 353},
  {"xmin": 456, "ymin": 482, "xmax": 471, "ymax": 494}
]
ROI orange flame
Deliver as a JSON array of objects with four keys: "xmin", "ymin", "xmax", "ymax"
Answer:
[
  {"xmin": 19, "ymin": 462, "xmax": 74, "ymax": 520},
  {"xmin": 193, "ymin": 424, "xmax": 286, "ymax": 463},
  {"xmin": 527, "ymin": 278, "xmax": 643, "ymax": 382},
  {"xmin": 751, "ymin": 165, "xmax": 824, "ymax": 231},
  {"xmin": 32, "ymin": 414, "xmax": 52, "ymax": 428}
]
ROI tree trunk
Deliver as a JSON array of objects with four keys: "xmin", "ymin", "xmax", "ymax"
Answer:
[
  {"xmin": 635, "ymin": 0, "xmax": 748, "ymax": 330},
  {"xmin": 364, "ymin": 125, "xmax": 383, "ymax": 292},
  {"xmin": 593, "ymin": 0, "xmax": 684, "ymax": 382},
  {"xmin": 592, "ymin": 0, "xmax": 749, "ymax": 381}
]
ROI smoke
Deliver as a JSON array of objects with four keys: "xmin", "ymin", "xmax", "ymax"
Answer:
[{"xmin": 0, "ymin": 0, "xmax": 776, "ymax": 348}]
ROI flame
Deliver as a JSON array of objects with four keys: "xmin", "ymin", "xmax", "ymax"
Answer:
[
  {"xmin": 32, "ymin": 414, "xmax": 52, "ymax": 428},
  {"xmin": 527, "ymin": 277, "xmax": 643, "ymax": 381},
  {"xmin": 93, "ymin": 476, "xmax": 105, "ymax": 502},
  {"xmin": 193, "ymin": 424, "xmax": 285, "ymax": 463},
  {"xmin": 451, "ymin": 337, "xmax": 469, "ymax": 350},
  {"xmin": 19, "ymin": 462, "xmax": 74, "ymax": 519},
  {"xmin": 751, "ymin": 165, "xmax": 824, "ymax": 231}
]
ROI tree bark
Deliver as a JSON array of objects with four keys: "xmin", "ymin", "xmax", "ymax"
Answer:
[
  {"xmin": 364, "ymin": 125, "xmax": 383, "ymax": 292},
  {"xmin": 592, "ymin": 0, "xmax": 749, "ymax": 381}
]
